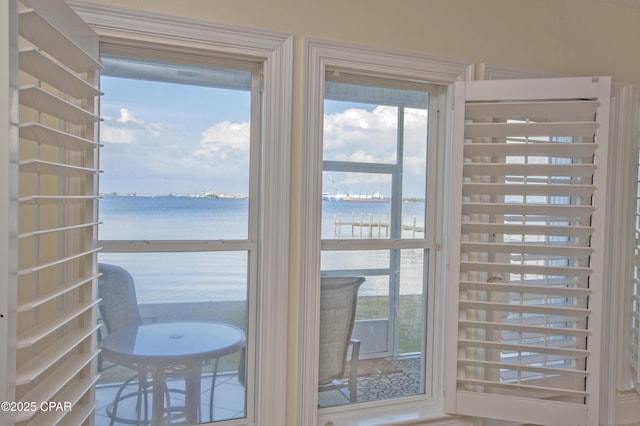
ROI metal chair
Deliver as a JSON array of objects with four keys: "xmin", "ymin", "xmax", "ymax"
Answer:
[{"xmin": 318, "ymin": 276, "xmax": 365, "ymax": 403}]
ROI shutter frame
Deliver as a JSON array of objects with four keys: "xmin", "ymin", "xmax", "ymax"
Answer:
[
  {"xmin": 15, "ymin": 0, "xmax": 101, "ymax": 424},
  {"xmin": 445, "ymin": 77, "xmax": 611, "ymax": 426},
  {"xmin": 631, "ymin": 86, "xmax": 640, "ymax": 394}
]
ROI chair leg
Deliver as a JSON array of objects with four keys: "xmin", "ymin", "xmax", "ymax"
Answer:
[
  {"xmin": 349, "ymin": 339, "xmax": 360, "ymax": 403},
  {"xmin": 209, "ymin": 357, "xmax": 220, "ymax": 422}
]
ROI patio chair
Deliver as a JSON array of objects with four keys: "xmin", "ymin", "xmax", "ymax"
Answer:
[
  {"xmin": 98, "ymin": 263, "xmax": 170, "ymax": 425},
  {"xmin": 318, "ymin": 276, "xmax": 365, "ymax": 403},
  {"xmin": 98, "ymin": 263, "xmax": 148, "ymax": 425}
]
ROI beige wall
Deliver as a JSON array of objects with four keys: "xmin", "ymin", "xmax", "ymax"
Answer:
[
  {"xmin": 85, "ymin": 0, "xmax": 640, "ymax": 83},
  {"xmin": 82, "ymin": 1, "xmax": 640, "ymax": 424}
]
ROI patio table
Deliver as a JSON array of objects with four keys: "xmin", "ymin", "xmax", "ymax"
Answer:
[{"xmin": 100, "ymin": 321, "xmax": 246, "ymax": 425}]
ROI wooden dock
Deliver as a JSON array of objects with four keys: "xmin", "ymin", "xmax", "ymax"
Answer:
[{"xmin": 333, "ymin": 213, "xmax": 424, "ymax": 237}]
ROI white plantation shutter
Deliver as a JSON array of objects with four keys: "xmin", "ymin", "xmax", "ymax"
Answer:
[
  {"xmin": 445, "ymin": 77, "xmax": 611, "ymax": 425},
  {"xmin": 14, "ymin": 0, "xmax": 101, "ymax": 424},
  {"xmin": 631, "ymin": 87, "xmax": 640, "ymax": 394}
]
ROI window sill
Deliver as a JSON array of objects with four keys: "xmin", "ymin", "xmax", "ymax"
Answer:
[{"xmin": 318, "ymin": 399, "xmax": 470, "ymax": 426}]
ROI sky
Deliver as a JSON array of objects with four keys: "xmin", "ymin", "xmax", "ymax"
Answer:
[{"xmin": 99, "ymin": 75, "xmax": 429, "ymax": 198}]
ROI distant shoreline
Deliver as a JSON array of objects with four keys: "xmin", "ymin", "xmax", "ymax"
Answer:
[
  {"xmin": 101, "ymin": 193, "xmax": 425, "ymax": 202},
  {"xmin": 100, "ymin": 192, "xmax": 248, "ymax": 199}
]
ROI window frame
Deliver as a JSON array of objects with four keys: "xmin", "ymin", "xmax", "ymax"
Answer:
[
  {"xmin": 299, "ymin": 38, "xmax": 473, "ymax": 426},
  {"xmin": 69, "ymin": 3, "xmax": 293, "ymax": 424},
  {"xmin": 97, "ymin": 50, "xmax": 263, "ymax": 423}
]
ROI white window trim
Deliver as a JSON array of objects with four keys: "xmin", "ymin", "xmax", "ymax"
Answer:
[
  {"xmin": 67, "ymin": 3, "xmax": 293, "ymax": 424},
  {"xmin": 299, "ymin": 38, "xmax": 473, "ymax": 426}
]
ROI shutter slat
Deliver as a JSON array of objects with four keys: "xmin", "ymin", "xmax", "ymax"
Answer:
[
  {"xmin": 465, "ymin": 122, "xmax": 598, "ymax": 138},
  {"xmin": 459, "ymin": 300, "xmax": 590, "ymax": 317},
  {"xmin": 463, "ymin": 142, "xmax": 597, "ymax": 157},
  {"xmin": 16, "ymin": 324, "xmax": 100, "ymax": 385},
  {"xmin": 19, "ymin": 48, "xmax": 102, "ymax": 99},
  {"xmin": 29, "ymin": 377, "xmax": 98, "ymax": 426},
  {"xmin": 463, "ymin": 163, "xmax": 597, "ymax": 178},
  {"xmin": 459, "ymin": 281, "xmax": 591, "ymax": 298},
  {"xmin": 17, "ymin": 273, "xmax": 99, "ymax": 311},
  {"xmin": 464, "ymin": 100, "xmax": 598, "ymax": 121},
  {"xmin": 20, "ymin": 159, "xmax": 100, "ymax": 177},
  {"xmin": 462, "ymin": 182, "xmax": 595, "ymax": 197},
  {"xmin": 16, "ymin": 300, "xmax": 99, "ymax": 349},
  {"xmin": 17, "ymin": 8, "xmax": 101, "ymax": 73},
  {"xmin": 459, "ymin": 359, "xmax": 590, "ymax": 378},
  {"xmin": 48, "ymin": 401, "xmax": 100, "ymax": 426},
  {"xmin": 20, "ymin": 123, "xmax": 98, "ymax": 151},
  {"xmin": 19, "ymin": 159, "xmax": 100, "ymax": 176},
  {"xmin": 461, "ymin": 202, "xmax": 595, "ymax": 217},
  {"xmin": 460, "ymin": 261, "xmax": 592, "ymax": 278},
  {"xmin": 459, "ymin": 320, "xmax": 590, "ymax": 337},
  {"xmin": 18, "ymin": 247, "xmax": 101, "ymax": 276},
  {"xmin": 18, "ymin": 222, "xmax": 101, "ymax": 240},
  {"xmin": 19, "ymin": 85, "xmax": 100, "ymax": 125},
  {"xmin": 15, "ymin": 352, "xmax": 98, "ymax": 422},
  {"xmin": 18, "ymin": 195, "xmax": 99, "ymax": 205},
  {"xmin": 458, "ymin": 339, "xmax": 589, "ymax": 358},
  {"xmin": 461, "ymin": 223, "xmax": 593, "ymax": 238},
  {"xmin": 456, "ymin": 379, "xmax": 588, "ymax": 398},
  {"xmin": 460, "ymin": 241, "xmax": 593, "ymax": 257}
]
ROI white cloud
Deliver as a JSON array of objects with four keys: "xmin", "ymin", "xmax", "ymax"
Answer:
[
  {"xmin": 100, "ymin": 108, "xmax": 165, "ymax": 144},
  {"xmin": 323, "ymin": 105, "xmax": 428, "ymax": 178},
  {"xmin": 100, "ymin": 124, "xmax": 136, "ymax": 144},
  {"xmin": 195, "ymin": 120, "xmax": 250, "ymax": 160},
  {"xmin": 117, "ymin": 108, "xmax": 144, "ymax": 125}
]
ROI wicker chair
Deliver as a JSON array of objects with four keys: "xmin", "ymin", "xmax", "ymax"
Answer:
[{"xmin": 318, "ymin": 276, "xmax": 365, "ymax": 403}]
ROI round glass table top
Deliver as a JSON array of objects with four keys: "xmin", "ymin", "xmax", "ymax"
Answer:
[{"xmin": 101, "ymin": 321, "xmax": 246, "ymax": 363}]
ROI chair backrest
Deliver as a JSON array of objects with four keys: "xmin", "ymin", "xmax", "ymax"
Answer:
[
  {"xmin": 98, "ymin": 263, "xmax": 142, "ymax": 334},
  {"xmin": 318, "ymin": 276, "xmax": 365, "ymax": 385}
]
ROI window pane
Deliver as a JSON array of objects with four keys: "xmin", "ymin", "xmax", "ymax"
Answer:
[
  {"xmin": 97, "ymin": 252, "xmax": 248, "ymax": 423},
  {"xmin": 319, "ymin": 80, "xmax": 431, "ymax": 409},
  {"xmin": 99, "ymin": 58, "xmax": 252, "ymax": 240},
  {"xmin": 323, "ymin": 102, "xmax": 398, "ymax": 164},
  {"xmin": 402, "ymin": 107, "xmax": 428, "ymax": 238},
  {"xmin": 97, "ymin": 55, "xmax": 254, "ymax": 425},
  {"xmin": 320, "ymin": 249, "xmax": 426, "ymax": 406}
]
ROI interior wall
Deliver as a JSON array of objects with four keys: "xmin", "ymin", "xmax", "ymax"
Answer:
[
  {"xmin": 81, "ymin": 0, "xmax": 640, "ymax": 83},
  {"xmin": 77, "ymin": 1, "xmax": 640, "ymax": 425}
]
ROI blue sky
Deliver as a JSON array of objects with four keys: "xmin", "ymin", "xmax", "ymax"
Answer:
[
  {"xmin": 100, "ymin": 76, "xmax": 251, "ymax": 196},
  {"xmin": 99, "ymin": 76, "xmax": 429, "ymax": 198}
]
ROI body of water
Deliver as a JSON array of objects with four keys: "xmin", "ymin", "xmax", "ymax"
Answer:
[{"xmin": 98, "ymin": 196, "xmax": 426, "ymax": 302}]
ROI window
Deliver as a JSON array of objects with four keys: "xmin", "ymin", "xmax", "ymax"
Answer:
[
  {"xmin": 300, "ymin": 38, "xmax": 473, "ymax": 426},
  {"xmin": 318, "ymin": 78, "xmax": 437, "ymax": 409},
  {"xmin": 96, "ymin": 51, "xmax": 260, "ymax": 424}
]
